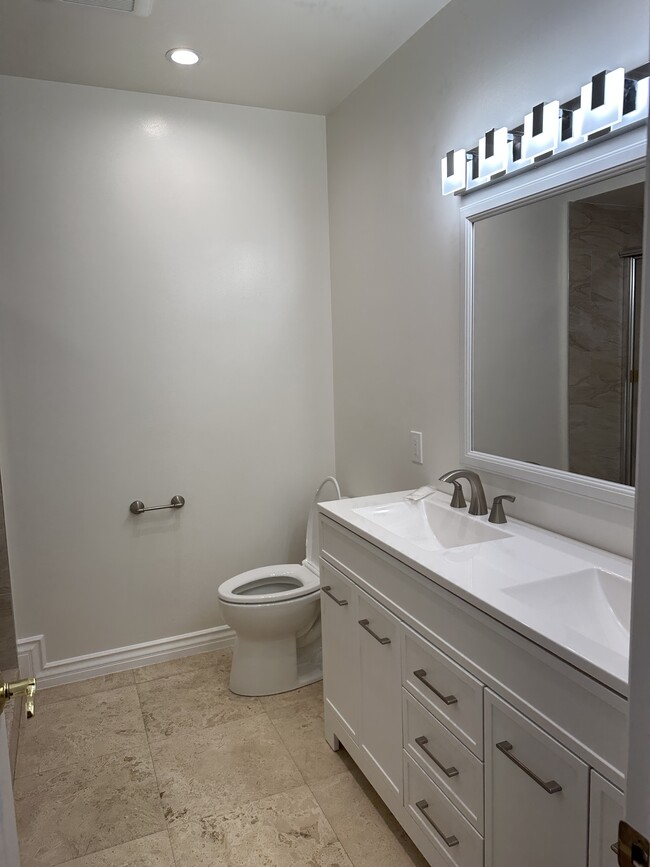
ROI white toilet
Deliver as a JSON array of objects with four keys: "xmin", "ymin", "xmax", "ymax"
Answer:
[{"xmin": 218, "ymin": 476, "xmax": 341, "ymax": 696}]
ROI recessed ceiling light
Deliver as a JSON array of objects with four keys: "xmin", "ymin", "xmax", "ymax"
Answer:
[{"xmin": 166, "ymin": 48, "xmax": 201, "ymax": 66}]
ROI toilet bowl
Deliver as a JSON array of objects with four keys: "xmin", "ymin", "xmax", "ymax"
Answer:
[{"xmin": 218, "ymin": 476, "xmax": 341, "ymax": 696}]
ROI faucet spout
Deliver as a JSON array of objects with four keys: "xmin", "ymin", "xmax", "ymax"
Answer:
[{"xmin": 439, "ymin": 469, "xmax": 488, "ymax": 516}]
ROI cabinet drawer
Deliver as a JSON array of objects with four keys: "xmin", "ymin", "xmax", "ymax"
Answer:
[
  {"xmin": 403, "ymin": 689, "xmax": 484, "ymax": 833},
  {"xmin": 589, "ymin": 771, "xmax": 624, "ymax": 867},
  {"xmin": 404, "ymin": 752, "xmax": 483, "ymax": 867},
  {"xmin": 403, "ymin": 625, "xmax": 484, "ymax": 759},
  {"xmin": 485, "ymin": 690, "xmax": 589, "ymax": 867}
]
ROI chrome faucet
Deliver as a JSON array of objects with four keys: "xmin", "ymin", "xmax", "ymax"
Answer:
[{"xmin": 439, "ymin": 469, "xmax": 488, "ymax": 516}]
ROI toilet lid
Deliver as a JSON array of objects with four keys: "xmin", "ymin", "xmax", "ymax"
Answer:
[{"xmin": 218, "ymin": 563, "xmax": 320, "ymax": 605}]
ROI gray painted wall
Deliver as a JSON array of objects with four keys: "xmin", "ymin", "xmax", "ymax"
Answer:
[{"xmin": 326, "ymin": 0, "xmax": 648, "ymax": 557}]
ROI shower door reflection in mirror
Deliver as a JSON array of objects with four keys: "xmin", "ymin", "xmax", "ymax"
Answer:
[{"xmin": 472, "ymin": 168, "xmax": 645, "ymax": 488}]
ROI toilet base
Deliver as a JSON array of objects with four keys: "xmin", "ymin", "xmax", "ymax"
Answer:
[{"xmin": 228, "ymin": 635, "xmax": 323, "ymax": 697}]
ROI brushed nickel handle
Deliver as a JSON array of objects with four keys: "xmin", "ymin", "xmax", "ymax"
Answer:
[
  {"xmin": 413, "ymin": 669, "xmax": 458, "ymax": 705},
  {"xmin": 415, "ymin": 800, "xmax": 459, "ymax": 847},
  {"xmin": 611, "ymin": 842, "xmax": 619, "ymax": 855},
  {"xmin": 415, "ymin": 736, "xmax": 459, "ymax": 778},
  {"xmin": 358, "ymin": 619, "xmax": 391, "ymax": 645},
  {"xmin": 321, "ymin": 585, "xmax": 348, "ymax": 606},
  {"xmin": 129, "ymin": 495, "xmax": 185, "ymax": 515},
  {"xmin": 496, "ymin": 741, "xmax": 562, "ymax": 794}
]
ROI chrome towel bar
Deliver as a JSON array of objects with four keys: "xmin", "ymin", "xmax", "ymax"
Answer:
[{"xmin": 129, "ymin": 495, "xmax": 185, "ymax": 515}]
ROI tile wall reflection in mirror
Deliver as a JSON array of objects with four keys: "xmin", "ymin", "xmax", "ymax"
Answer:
[{"xmin": 473, "ymin": 168, "xmax": 645, "ymax": 487}]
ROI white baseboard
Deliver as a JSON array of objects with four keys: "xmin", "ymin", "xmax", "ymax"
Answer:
[{"xmin": 17, "ymin": 625, "xmax": 236, "ymax": 689}]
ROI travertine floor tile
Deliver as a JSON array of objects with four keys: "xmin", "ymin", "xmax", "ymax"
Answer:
[
  {"xmin": 137, "ymin": 667, "xmax": 261, "ymax": 741},
  {"xmin": 149, "ymin": 713, "xmax": 303, "ymax": 824},
  {"xmin": 168, "ymin": 785, "xmax": 352, "ymax": 867},
  {"xmin": 15, "ymin": 749, "xmax": 165, "ymax": 867},
  {"xmin": 16, "ymin": 686, "xmax": 147, "ymax": 778},
  {"xmin": 37, "ymin": 670, "xmax": 135, "ymax": 709},
  {"xmin": 272, "ymin": 709, "xmax": 347, "ymax": 784},
  {"xmin": 260, "ymin": 681, "xmax": 324, "ymax": 720},
  {"xmin": 133, "ymin": 648, "xmax": 232, "ymax": 684},
  {"xmin": 56, "ymin": 831, "xmax": 174, "ymax": 866},
  {"xmin": 310, "ymin": 758, "xmax": 428, "ymax": 867}
]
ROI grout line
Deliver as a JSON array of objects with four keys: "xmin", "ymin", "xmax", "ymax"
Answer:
[
  {"xmin": 134, "ymin": 680, "xmax": 170, "ymax": 840},
  {"xmin": 132, "ymin": 647, "xmax": 233, "ymax": 685},
  {"xmin": 13, "ymin": 685, "xmax": 148, "ymax": 782},
  {"xmin": 51, "ymin": 830, "xmax": 169, "ymax": 867},
  {"xmin": 35, "ymin": 674, "xmax": 136, "ymax": 710},
  {"xmin": 263, "ymin": 708, "xmax": 310, "ymax": 787}
]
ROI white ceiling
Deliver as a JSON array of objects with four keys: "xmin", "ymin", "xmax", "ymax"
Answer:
[{"xmin": 0, "ymin": 0, "xmax": 451, "ymax": 114}]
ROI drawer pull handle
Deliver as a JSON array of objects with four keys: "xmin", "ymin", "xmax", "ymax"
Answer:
[
  {"xmin": 321, "ymin": 585, "xmax": 348, "ymax": 606},
  {"xmin": 415, "ymin": 800, "xmax": 459, "ymax": 847},
  {"xmin": 358, "ymin": 619, "xmax": 391, "ymax": 645},
  {"xmin": 496, "ymin": 741, "xmax": 562, "ymax": 794},
  {"xmin": 413, "ymin": 669, "xmax": 458, "ymax": 705},
  {"xmin": 415, "ymin": 736, "xmax": 459, "ymax": 778}
]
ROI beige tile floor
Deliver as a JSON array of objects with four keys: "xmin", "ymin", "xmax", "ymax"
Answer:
[{"xmin": 15, "ymin": 649, "xmax": 428, "ymax": 867}]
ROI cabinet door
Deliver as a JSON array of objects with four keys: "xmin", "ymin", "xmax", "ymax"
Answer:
[
  {"xmin": 485, "ymin": 690, "xmax": 589, "ymax": 867},
  {"xmin": 589, "ymin": 771, "xmax": 624, "ymax": 867},
  {"xmin": 320, "ymin": 561, "xmax": 360, "ymax": 744},
  {"xmin": 358, "ymin": 591, "xmax": 403, "ymax": 803}
]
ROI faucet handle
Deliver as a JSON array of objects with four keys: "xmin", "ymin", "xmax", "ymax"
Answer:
[
  {"xmin": 489, "ymin": 495, "xmax": 516, "ymax": 525},
  {"xmin": 448, "ymin": 481, "xmax": 467, "ymax": 509}
]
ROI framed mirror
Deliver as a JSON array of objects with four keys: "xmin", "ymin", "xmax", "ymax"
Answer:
[{"xmin": 461, "ymin": 127, "xmax": 647, "ymax": 507}]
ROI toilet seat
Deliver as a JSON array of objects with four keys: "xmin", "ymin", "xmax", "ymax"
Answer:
[{"xmin": 218, "ymin": 563, "xmax": 320, "ymax": 605}]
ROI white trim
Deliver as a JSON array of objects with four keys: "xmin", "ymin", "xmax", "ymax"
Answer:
[
  {"xmin": 461, "ymin": 127, "xmax": 646, "ymax": 508},
  {"xmin": 17, "ymin": 625, "xmax": 236, "ymax": 689},
  {"xmin": 0, "ymin": 716, "xmax": 19, "ymax": 867}
]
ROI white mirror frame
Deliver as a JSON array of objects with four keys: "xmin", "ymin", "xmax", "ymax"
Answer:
[{"xmin": 461, "ymin": 126, "xmax": 647, "ymax": 509}]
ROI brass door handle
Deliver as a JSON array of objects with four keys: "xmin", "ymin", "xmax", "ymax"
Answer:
[{"xmin": 0, "ymin": 677, "xmax": 37, "ymax": 720}]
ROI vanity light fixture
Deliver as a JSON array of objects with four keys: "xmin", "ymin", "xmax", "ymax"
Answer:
[
  {"xmin": 441, "ymin": 148, "xmax": 468, "ymax": 195},
  {"xmin": 578, "ymin": 68, "xmax": 625, "ymax": 137},
  {"xmin": 477, "ymin": 127, "xmax": 510, "ymax": 179},
  {"xmin": 166, "ymin": 48, "xmax": 201, "ymax": 66},
  {"xmin": 441, "ymin": 62, "xmax": 649, "ymax": 195},
  {"xmin": 521, "ymin": 101, "xmax": 561, "ymax": 160}
]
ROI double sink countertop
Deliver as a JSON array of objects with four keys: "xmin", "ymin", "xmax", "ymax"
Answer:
[{"xmin": 319, "ymin": 490, "xmax": 632, "ymax": 697}]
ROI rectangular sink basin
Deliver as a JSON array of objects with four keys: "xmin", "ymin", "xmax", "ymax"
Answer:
[
  {"xmin": 502, "ymin": 568, "xmax": 630, "ymax": 655},
  {"xmin": 353, "ymin": 498, "xmax": 511, "ymax": 551}
]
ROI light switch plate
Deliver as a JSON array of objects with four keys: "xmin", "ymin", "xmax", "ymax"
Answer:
[{"xmin": 410, "ymin": 431, "xmax": 423, "ymax": 465}]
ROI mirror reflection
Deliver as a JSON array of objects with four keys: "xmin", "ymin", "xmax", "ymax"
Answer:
[{"xmin": 472, "ymin": 169, "xmax": 645, "ymax": 487}]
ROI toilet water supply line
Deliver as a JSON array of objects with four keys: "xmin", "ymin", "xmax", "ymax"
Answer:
[
  {"xmin": 315, "ymin": 476, "xmax": 342, "ymax": 501},
  {"xmin": 297, "ymin": 475, "xmax": 342, "ymax": 649}
]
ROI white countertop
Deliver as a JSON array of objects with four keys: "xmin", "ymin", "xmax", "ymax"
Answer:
[{"xmin": 319, "ymin": 490, "xmax": 632, "ymax": 697}]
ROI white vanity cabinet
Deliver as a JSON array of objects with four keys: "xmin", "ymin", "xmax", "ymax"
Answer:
[
  {"xmin": 320, "ymin": 561, "xmax": 361, "ymax": 744},
  {"xmin": 589, "ymin": 772, "xmax": 625, "ymax": 867},
  {"xmin": 357, "ymin": 591, "xmax": 403, "ymax": 802},
  {"xmin": 319, "ymin": 513, "xmax": 628, "ymax": 867},
  {"xmin": 484, "ymin": 690, "xmax": 589, "ymax": 867},
  {"xmin": 320, "ymin": 559, "xmax": 403, "ymax": 810}
]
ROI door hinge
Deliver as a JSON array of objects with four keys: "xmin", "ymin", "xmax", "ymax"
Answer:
[{"xmin": 616, "ymin": 821, "xmax": 650, "ymax": 867}]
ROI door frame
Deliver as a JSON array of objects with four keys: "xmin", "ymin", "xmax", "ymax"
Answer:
[{"xmin": 0, "ymin": 712, "xmax": 19, "ymax": 867}]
